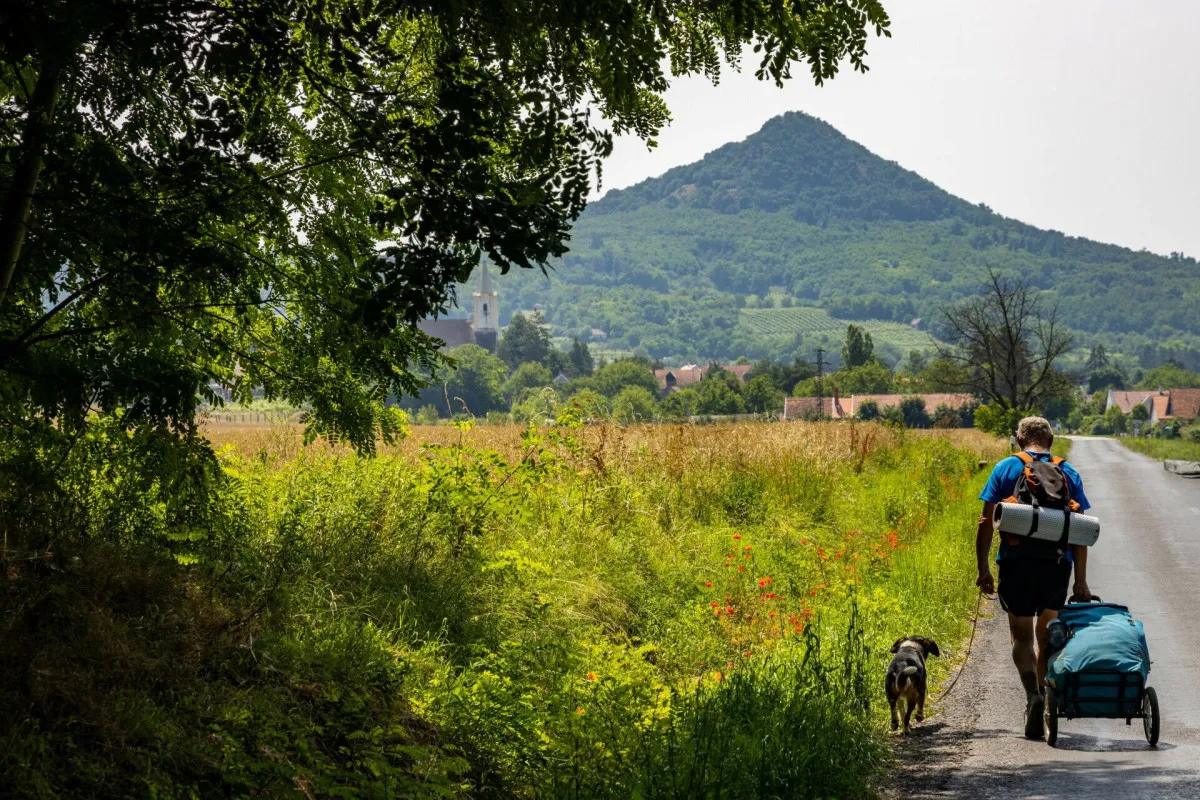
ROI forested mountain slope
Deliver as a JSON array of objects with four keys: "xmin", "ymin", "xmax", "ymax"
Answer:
[{"xmin": 497, "ymin": 112, "xmax": 1200, "ymax": 368}]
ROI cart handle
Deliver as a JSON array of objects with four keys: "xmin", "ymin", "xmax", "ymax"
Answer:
[{"xmin": 1067, "ymin": 594, "xmax": 1103, "ymax": 603}]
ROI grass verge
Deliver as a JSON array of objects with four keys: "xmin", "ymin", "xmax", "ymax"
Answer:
[
  {"xmin": 1119, "ymin": 437, "xmax": 1200, "ymax": 461},
  {"xmin": 2, "ymin": 420, "xmax": 1005, "ymax": 798}
]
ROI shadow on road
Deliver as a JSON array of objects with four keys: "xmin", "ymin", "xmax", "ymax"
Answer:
[
  {"xmin": 941, "ymin": 759, "xmax": 1196, "ymax": 800},
  {"xmin": 889, "ymin": 726, "xmax": 1183, "ymax": 799},
  {"xmin": 1051, "ymin": 731, "xmax": 1176, "ymax": 753}
]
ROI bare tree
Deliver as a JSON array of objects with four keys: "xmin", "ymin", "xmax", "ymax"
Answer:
[{"xmin": 937, "ymin": 269, "xmax": 1074, "ymax": 411}]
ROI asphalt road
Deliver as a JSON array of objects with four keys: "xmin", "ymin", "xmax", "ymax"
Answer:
[{"xmin": 888, "ymin": 436, "xmax": 1200, "ymax": 800}]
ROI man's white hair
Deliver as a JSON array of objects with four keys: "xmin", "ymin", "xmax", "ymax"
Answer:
[{"xmin": 1016, "ymin": 416, "xmax": 1053, "ymax": 446}]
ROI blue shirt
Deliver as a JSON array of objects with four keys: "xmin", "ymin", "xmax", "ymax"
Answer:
[{"xmin": 979, "ymin": 450, "xmax": 1090, "ymax": 562}]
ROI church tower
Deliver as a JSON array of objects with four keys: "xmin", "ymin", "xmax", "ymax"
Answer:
[{"xmin": 472, "ymin": 262, "xmax": 499, "ymax": 352}]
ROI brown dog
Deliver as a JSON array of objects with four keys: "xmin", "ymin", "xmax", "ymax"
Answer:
[{"xmin": 886, "ymin": 637, "xmax": 940, "ymax": 733}]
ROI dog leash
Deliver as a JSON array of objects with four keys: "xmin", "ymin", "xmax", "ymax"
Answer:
[{"xmin": 933, "ymin": 589, "xmax": 985, "ymax": 703}]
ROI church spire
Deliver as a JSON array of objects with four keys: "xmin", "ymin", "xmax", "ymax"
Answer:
[
  {"xmin": 478, "ymin": 260, "xmax": 494, "ymax": 296},
  {"xmin": 472, "ymin": 261, "xmax": 498, "ymax": 334}
]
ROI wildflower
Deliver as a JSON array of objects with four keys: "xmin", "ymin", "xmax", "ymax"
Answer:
[
  {"xmin": 795, "ymin": 625, "xmax": 804, "ymax": 633},
  {"xmin": 711, "ymin": 601, "xmax": 719, "ymax": 608},
  {"xmin": 743, "ymin": 553, "xmax": 751, "ymax": 559},
  {"xmin": 732, "ymin": 534, "xmax": 742, "ymax": 540},
  {"xmin": 587, "ymin": 672, "xmax": 597, "ymax": 682},
  {"xmin": 810, "ymin": 590, "xmax": 817, "ymax": 596},
  {"xmin": 769, "ymin": 611, "xmax": 777, "ymax": 619},
  {"xmin": 743, "ymin": 650, "xmax": 752, "ymax": 657},
  {"xmin": 738, "ymin": 566, "xmax": 745, "ymax": 572},
  {"xmin": 576, "ymin": 706, "xmax": 586, "ymax": 715},
  {"xmin": 800, "ymin": 538, "xmax": 808, "ymax": 545},
  {"xmin": 705, "ymin": 582, "xmax": 713, "ymax": 588},
  {"xmin": 725, "ymin": 606, "xmax": 735, "ymax": 615},
  {"xmin": 726, "ymin": 553, "xmax": 735, "ymax": 560},
  {"xmin": 743, "ymin": 545, "xmax": 752, "ymax": 551},
  {"xmin": 727, "ymin": 661, "xmax": 734, "ymax": 670}
]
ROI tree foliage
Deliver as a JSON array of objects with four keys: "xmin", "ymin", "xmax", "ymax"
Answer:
[
  {"xmin": 441, "ymin": 345, "xmax": 507, "ymax": 417},
  {"xmin": 0, "ymin": 0, "xmax": 893, "ymax": 477},
  {"xmin": 841, "ymin": 324, "xmax": 874, "ymax": 368},
  {"xmin": 592, "ymin": 359, "xmax": 659, "ymax": 398},
  {"xmin": 611, "ymin": 386, "xmax": 658, "ymax": 423},
  {"xmin": 502, "ymin": 361, "xmax": 553, "ymax": 403},
  {"xmin": 568, "ymin": 338, "xmax": 594, "ymax": 377},
  {"xmin": 497, "ymin": 312, "xmax": 552, "ymax": 369},
  {"xmin": 854, "ymin": 399, "xmax": 879, "ymax": 421}
]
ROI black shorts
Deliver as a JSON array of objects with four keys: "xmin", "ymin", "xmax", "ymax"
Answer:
[{"xmin": 997, "ymin": 558, "xmax": 1072, "ymax": 617}]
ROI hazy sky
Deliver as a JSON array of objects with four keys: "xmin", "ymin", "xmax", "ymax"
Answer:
[{"xmin": 599, "ymin": 0, "xmax": 1200, "ymax": 259}]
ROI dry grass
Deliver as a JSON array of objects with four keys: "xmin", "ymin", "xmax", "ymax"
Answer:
[{"xmin": 203, "ymin": 419, "xmax": 1009, "ymax": 470}]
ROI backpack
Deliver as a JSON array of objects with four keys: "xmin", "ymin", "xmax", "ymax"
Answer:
[{"xmin": 1002, "ymin": 451, "xmax": 1081, "ymax": 559}]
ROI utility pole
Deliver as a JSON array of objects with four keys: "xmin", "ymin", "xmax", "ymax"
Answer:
[{"xmin": 815, "ymin": 347, "xmax": 826, "ymax": 421}]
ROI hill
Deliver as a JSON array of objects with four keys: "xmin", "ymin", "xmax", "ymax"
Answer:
[{"xmin": 495, "ymin": 112, "xmax": 1200, "ymax": 368}]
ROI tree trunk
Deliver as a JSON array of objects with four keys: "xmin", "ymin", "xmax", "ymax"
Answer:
[{"xmin": 0, "ymin": 60, "xmax": 64, "ymax": 308}]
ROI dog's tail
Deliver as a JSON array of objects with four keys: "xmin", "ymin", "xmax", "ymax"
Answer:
[{"xmin": 888, "ymin": 665, "xmax": 921, "ymax": 694}]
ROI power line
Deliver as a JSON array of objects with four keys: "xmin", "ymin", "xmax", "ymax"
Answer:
[{"xmin": 815, "ymin": 347, "xmax": 826, "ymax": 421}]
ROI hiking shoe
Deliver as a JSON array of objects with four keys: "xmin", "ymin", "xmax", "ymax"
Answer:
[{"xmin": 1024, "ymin": 693, "xmax": 1045, "ymax": 740}]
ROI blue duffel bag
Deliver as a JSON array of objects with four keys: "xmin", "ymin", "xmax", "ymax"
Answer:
[{"xmin": 1045, "ymin": 602, "xmax": 1151, "ymax": 717}]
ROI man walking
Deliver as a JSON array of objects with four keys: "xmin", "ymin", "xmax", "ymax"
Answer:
[{"xmin": 975, "ymin": 416, "xmax": 1092, "ymax": 738}]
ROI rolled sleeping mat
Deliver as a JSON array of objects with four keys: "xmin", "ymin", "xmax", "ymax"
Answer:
[{"xmin": 992, "ymin": 502, "xmax": 1100, "ymax": 547}]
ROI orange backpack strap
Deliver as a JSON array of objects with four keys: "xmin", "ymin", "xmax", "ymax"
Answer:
[
  {"xmin": 1050, "ymin": 455, "xmax": 1066, "ymax": 466},
  {"xmin": 1013, "ymin": 451, "xmax": 1034, "ymax": 464}
]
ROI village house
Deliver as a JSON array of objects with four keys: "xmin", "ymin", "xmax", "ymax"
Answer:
[
  {"xmin": 654, "ymin": 364, "xmax": 755, "ymax": 391},
  {"xmin": 782, "ymin": 390, "xmax": 975, "ymax": 422},
  {"xmin": 1105, "ymin": 388, "xmax": 1200, "ymax": 424}
]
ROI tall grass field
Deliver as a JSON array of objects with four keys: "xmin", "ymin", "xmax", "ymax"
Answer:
[{"xmin": 1, "ymin": 419, "xmax": 1005, "ymax": 799}]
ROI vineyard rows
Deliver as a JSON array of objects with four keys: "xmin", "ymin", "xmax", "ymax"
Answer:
[{"xmin": 738, "ymin": 308, "xmax": 938, "ymax": 351}]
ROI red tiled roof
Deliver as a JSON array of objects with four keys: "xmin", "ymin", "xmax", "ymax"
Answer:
[
  {"xmin": 654, "ymin": 364, "xmax": 754, "ymax": 390},
  {"xmin": 783, "ymin": 397, "xmax": 840, "ymax": 420},
  {"xmin": 846, "ymin": 394, "xmax": 974, "ymax": 414},
  {"xmin": 654, "ymin": 367, "xmax": 704, "ymax": 390},
  {"xmin": 783, "ymin": 393, "xmax": 973, "ymax": 422},
  {"xmin": 722, "ymin": 365, "xmax": 755, "ymax": 381},
  {"xmin": 1108, "ymin": 391, "xmax": 1153, "ymax": 415},
  {"xmin": 1152, "ymin": 394, "xmax": 1172, "ymax": 421},
  {"xmin": 1171, "ymin": 388, "xmax": 1200, "ymax": 420}
]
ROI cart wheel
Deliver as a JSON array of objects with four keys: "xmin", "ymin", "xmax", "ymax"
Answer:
[
  {"xmin": 1143, "ymin": 687, "xmax": 1160, "ymax": 747},
  {"xmin": 1044, "ymin": 687, "xmax": 1058, "ymax": 747}
]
